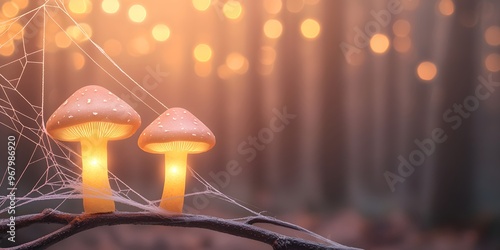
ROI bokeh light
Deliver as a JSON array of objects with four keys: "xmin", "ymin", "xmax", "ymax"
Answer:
[
  {"xmin": 393, "ymin": 36, "xmax": 412, "ymax": 53},
  {"xmin": 226, "ymin": 53, "xmax": 249, "ymax": 74},
  {"xmin": 103, "ymin": 39, "xmax": 123, "ymax": 57},
  {"xmin": 0, "ymin": 40, "xmax": 15, "ymax": 57},
  {"xmin": 217, "ymin": 65, "xmax": 234, "ymax": 79},
  {"xmin": 2, "ymin": 2, "xmax": 20, "ymax": 18},
  {"xmin": 264, "ymin": 0, "xmax": 282, "ymax": 15},
  {"xmin": 287, "ymin": 0, "xmax": 304, "ymax": 13},
  {"xmin": 66, "ymin": 23, "xmax": 93, "ymax": 42},
  {"xmin": 12, "ymin": 0, "xmax": 28, "ymax": 9},
  {"xmin": 72, "ymin": 52, "xmax": 86, "ymax": 70},
  {"xmin": 152, "ymin": 24, "xmax": 171, "ymax": 42},
  {"xmin": 259, "ymin": 46, "xmax": 277, "ymax": 65},
  {"xmin": 68, "ymin": 0, "xmax": 92, "ymax": 14},
  {"xmin": 128, "ymin": 36, "xmax": 151, "ymax": 56},
  {"xmin": 370, "ymin": 34, "xmax": 390, "ymax": 54},
  {"xmin": 101, "ymin": 0, "xmax": 120, "ymax": 14},
  {"xmin": 55, "ymin": 31, "xmax": 72, "ymax": 48},
  {"xmin": 223, "ymin": 1, "xmax": 243, "ymax": 20},
  {"xmin": 264, "ymin": 19, "xmax": 283, "ymax": 39},
  {"xmin": 438, "ymin": 0, "xmax": 454, "ymax": 16},
  {"xmin": 193, "ymin": 44, "xmax": 212, "ymax": 62},
  {"xmin": 417, "ymin": 61, "xmax": 438, "ymax": 81},
  {"xmin": 9, "ymin": 22, "xmax": 23, "ymax": 40},
  {"xmin": 301, "ymin": 18, "xmax": 321, "ymax": 39},
  {"xmin": 485, "ymin": 53, "xmax": 500, "ymax": 72},
  {"xmin": 393, "ymin": 19, "xmax": 411, "ymax": 37},
  {"xmin": 485, "ymin": 26, "xmax": 500, "ymax": 46},
  {"xmin": 195, "ymin": 62, "xmax": 212, "ymax": 77},
  {"xmin": 129, "ymin": 4, "xmax": 147, "ymax": 23},
  {"xmin": 192, "ymin": 0, "xmax": 211, "ymax": 11}
]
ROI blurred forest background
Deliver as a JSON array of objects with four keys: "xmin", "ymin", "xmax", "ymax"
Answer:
[{"xmin": 1, "ymin": 0, "xmax": 500, "ymax": 249}]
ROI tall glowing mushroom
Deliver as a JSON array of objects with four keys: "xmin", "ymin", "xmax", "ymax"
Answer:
[
  {"xmin": 46, "ymin": 85, "xmax": 141, "ymax": 213},
  {"xmin": 138, "ymin": 107, "xmax": 215, "ymax": 213}
]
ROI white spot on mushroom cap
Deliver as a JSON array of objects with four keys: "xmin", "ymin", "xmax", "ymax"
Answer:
[
  {"xmin": 87, "ymin": 99, "xmax": 91, "ymax": 104},
  {"xmin": 166, "ymin": 113, "xmax": 170, "ymax": 116},
  {"xmin": 173, "ymin": 117, "xmax": 177, "ymax": 120},
  {"xmin": 93, "ymin": 112, "xmax": 98, "ymax": 115},
  {"xmin": 183, "ymin": 110, "xmax": 187, "ymax": 114},
  {"xmin": 192, "ymin": 133, "xmax": 196, "ymax": 136},
  {"xmin": 103, "ymin": 99, "xmax": 107, "ymax": 103},
  {"xmin": 68, "ymin": 115, "xmax": 73, "ymax": 118},
  {"xmin": 112, "ymin": 108, "xmax": 117, "ymax": 112},
  {"xmin": 193, "ymin": 121, "xmax": 198, "ymax": 125},
  {"xmin": 63, "ymin": 100, "xmax": 68, "ymax": 106}
]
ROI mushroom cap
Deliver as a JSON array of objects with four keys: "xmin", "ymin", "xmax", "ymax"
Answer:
[
  {"xmin": 138, "ymin": 107, "xmax": 215, "ymax": 154},
  {"xmin": 46, "ymin": 85, "xmax": 141, "ymax": 141}
]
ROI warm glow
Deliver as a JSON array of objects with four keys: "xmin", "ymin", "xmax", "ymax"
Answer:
[
  {"xmin": 72, "ymin": 52, "xmax": 86, "ymax": 70},
  {"xmin": 393, "ymin": 36, "xmax": 412, "ymax": 53},
  {"xmin": 438, "ymin": 0, "xmax": 454, "ymax": 16},
  {"xmin": 0, "ymin": 40, "xmax": 15, "ymax": 57},
  {"xmin": 2, "ymin": 2, "xmax": 19, "ymax": 18},
  {"xmin": 194, "ymin": 62, "xmax": 212, "ymax": 77},
  {"xmin": 152, "ymin": 24, "xmax": 171, "ymax": 42},
  {"xmin": 286, "ymin": 0, "xmax": 304, "ymax": 13},
  {"xmin": 192, "ymin": 0, "xmax": 211, "ymax": 11},
  {"xmin": 226, "ymin": 53, "xmax": 245, "ymax": 71},
  {"xmin": 417, "ymin": 61, "xmax": 438, "ymax": 81},
  {"xmin": 81, "ymin": 139, "xmax": 115, "ymax": 213},
  {"xmin": 66, "ymin": 23, "xmax": 93, "ymax": 42},
  {"xmin": 485, "ymin": 26, "xmax": 500, "ymax": 46},
  {"xmin": 223, "ymin": 0, "xmax": 243, "ymax": 20},
  {"xmin": 101, "ymin": 0, "xmax": 120, "ymax": 14},
  {"xmin": 264, "ymin": 19, "xmax": 283, "ymax": 39},
  {"xmin": 304, "ymin": 0, "xmax": 320, "ymax": 4},
  {"xmin": 485, "ymin": 53, "xmax": 500, "ymax": 72},
  {"xmin": 301, "ymin": 18, "xmax": 321, "ymax": 39},
  {"xmin": 9, "ymin": 22, "xmax": 23, "ymax": 40},
  {"xmin": 370, "ymin": 34, "xmax": 390, "ymax": 54},
  {"xmin": 128, "ymin": 37, "xmax": 151, "ymax": 56},
  {"xmin": 103, "ymin": 39, "xmax": 122, "ymax": 56},
  {"xmin": 393, "ymin": 19, "xmax": 411, "ymax": 37},
  {"xmin": 193, "ymin": 44, "xmax": 212, "ymax": 62},
  {"xmin": 161, "ymin": 152, "xmax": 188, "ymax": 213},
  {"xmin": 68, "ymin": 0, "xmax": 91, "ymax": 14},
  {"xmin": 264, "ymin": 0, "xmax": 282, "ymax": 14},
  {"xmin": 12, "ymin": 0, "xmax": 28, "ymax": 9},
  {"xmin": 129, "ymin": 4, "xmax": 147, "ymax": 23},
  {"xmin": 217, "ymin": 65, "xmax": 234, "ymax": 79},
  {"xmin": 55, "ymin": 31, "xmax": 72, "ymax": 48},
  {"xmin": 259, "ymin": 46, "xmax": 277, "ymax": 65}
]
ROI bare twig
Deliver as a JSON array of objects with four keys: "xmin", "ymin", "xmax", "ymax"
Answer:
[{"xmin": 0, "ymin": 209, "xmax": 361, "ymax": 250}]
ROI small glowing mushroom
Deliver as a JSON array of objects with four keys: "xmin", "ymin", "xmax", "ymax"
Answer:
[
  {"xmin": 138, "ymin": 107, "xmax": 215, "ymax": 213},
  {"xmin": 46, "ymin": 85, "xmax": 141, "ymax": 213}
]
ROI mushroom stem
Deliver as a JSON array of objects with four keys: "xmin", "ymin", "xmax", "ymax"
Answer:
[
  {"xmin": 160, "ymin": 151, "xmax": 188, "ymax": 213},
  {"xmin": 81, "ymin": 138, "xmax": 115, "ymax": 213}
]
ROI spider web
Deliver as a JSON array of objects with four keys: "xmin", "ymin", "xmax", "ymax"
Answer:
[{"xmin": 0, "ymin": 0, "xmax": 345, "ymax": 248}]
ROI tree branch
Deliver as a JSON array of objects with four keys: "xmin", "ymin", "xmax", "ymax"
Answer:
[{"xmin": 0, "ymin": 209, "xmax": 361, "ymax": 250}]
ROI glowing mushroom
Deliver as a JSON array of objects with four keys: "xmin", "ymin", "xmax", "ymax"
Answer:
[
  {"xmin": 46, "ymin": 85, "xmax": 141, "ymax": 213},
  {"xmin": 138, "ymin": 107, "xmax": 215, "ymax": 213}
]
